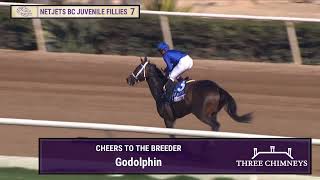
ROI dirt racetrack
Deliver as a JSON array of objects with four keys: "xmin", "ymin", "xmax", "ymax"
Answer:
[{"xmin": 0, "ymin": 50, "xmax": 319, "ymax": 174}]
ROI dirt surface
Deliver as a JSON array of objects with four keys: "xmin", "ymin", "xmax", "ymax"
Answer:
[
  {"xmin": 178, "ymin": 0, "xmax": 320, "ymax": 18},
  {"xmin": 0, "ymin": 50, "xmax": 319, "ymax": 174}
]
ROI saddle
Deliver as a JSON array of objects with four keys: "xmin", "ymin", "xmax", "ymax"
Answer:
[
  {"xmin": 177, "ymin": 76, "xmax": 191, "ymax": 81},
  {"xmin": 171, "ymin": 77, "xmax": 195, "ymax": 102}
]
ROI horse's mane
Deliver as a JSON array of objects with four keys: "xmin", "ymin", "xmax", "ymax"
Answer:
[
  {"xmin": 145, "ymin": 62, "xmax": 167, "ymax": 101},
  {"xmin": 148, "ymin": 63, "xmax": 165, "ymax": 81}
]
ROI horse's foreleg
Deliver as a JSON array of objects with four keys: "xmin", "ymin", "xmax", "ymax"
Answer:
[
  {"xmin": 164, "ymin": 118, "xmax": 176, "ymax": 138},
  {"xmin": 159, "ymin": 102, "xmax": 177, "ymax": 138}
]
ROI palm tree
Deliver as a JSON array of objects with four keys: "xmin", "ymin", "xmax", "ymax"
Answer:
[
  {"xmin": 142, "ymin": 0, "xmax": 192, "ymax": 49},
  {"xmin": 143, "ymin": 0, "xmax": 191, "ymax": 12}
]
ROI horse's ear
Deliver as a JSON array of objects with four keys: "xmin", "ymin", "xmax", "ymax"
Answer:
[
  {"xmin": 140, "ymin": 57, "xmax": 143, "ymax": 63},
  {"xmin": 144, "ymin": 56, "xmax": 148, "ymax": 62}
]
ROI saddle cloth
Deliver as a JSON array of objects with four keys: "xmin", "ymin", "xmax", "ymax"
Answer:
[{"xmin": 172, "ymin": 79, "xmax": 195, "ymax": 102}]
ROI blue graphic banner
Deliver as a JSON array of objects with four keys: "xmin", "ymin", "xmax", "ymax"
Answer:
[{"xmin": 39, "ymin": 138, "xmax": 311, "ymax": 174}]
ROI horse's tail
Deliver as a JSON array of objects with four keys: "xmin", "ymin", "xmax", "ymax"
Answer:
[{"xmin": 220, "ymin": 88, "xmax": 252, "ymax": 123}]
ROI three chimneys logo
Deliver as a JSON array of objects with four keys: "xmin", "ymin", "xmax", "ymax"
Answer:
[
  {"xmin": 252, "ymin": 146, "xmax": 293, "ymax": 159},
  {"xmin": 236, "ymin": 146, "xmax": 308, "ymax": 167}
]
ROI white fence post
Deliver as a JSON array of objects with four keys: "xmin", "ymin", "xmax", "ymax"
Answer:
[
  {"xmin": 159, "ymin": 15, "xmax": 174, "ymax": 49},
  {"xmin": 285, "ymin": 21, "xmax": 303, "ymax": 64},
  {"xmin": 32, "ymin": 19, "xmax": 46, "ymax": 52}
]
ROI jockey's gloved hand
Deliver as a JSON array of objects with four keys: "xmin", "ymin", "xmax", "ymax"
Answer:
[
  {"xmin": 162, "ymin": 67, "xmax": 169, "ymax": 77},
  {"xmin": 165, "ymin": 71, "xmax": 169, "ymax": 78}
]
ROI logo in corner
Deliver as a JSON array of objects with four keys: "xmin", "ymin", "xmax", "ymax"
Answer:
[
  {"xmin": 252, "ymin": 146, "xmax": 294, "ymax": 159},
  {"xmin": 236, "ymin": 145, "xmax": 308, "ymax": 168},
  {"xmin": 16, "ymin": 6, "xmax": 32, "ymax": 17}
]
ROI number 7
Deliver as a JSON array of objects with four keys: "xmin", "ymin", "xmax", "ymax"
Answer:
[{"xmin": 130, "ymin": 8, "xmax": 135, "ymax": 15}]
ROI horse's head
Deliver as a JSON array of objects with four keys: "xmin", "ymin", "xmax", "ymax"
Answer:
[{"xmin": 126, "ymin": 56, "xmax": 150, "ymax": 86}]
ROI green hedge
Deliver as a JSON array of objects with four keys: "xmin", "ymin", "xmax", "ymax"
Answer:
[
  {"xmin": 1, "ymin": 7, "xmax": 319, "ymax": 64},
  {"xmin": 296, "ymin": 22, "xmax": 320, "ymax": 64},
  {"xmin": 42, "ymin": 15, "xmax": 162, "ymax": 56},
  {"xmin": 170, "ymin": 17, "xmax": 292, "ymax": 63},
  {"xmin": 0, "ymin": 7, "xmax": 36, "ymax": 50},
  {"xmin": 43, "ymin": 16, "xmax": 320, "ymax": 64}
]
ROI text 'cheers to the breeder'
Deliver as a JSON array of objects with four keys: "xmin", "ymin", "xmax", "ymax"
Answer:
[{"xmin": 96, "ymin": 144, "xmax": 182, "ymax": 169}]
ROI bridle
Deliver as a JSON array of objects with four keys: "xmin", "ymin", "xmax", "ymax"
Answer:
[{"xmin": 131, "ymin": 61, "xmax": 149, "ymax": 82}]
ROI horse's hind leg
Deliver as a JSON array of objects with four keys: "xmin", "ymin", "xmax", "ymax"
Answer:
[
  {"xmin": 197, "ymin": 113, "xmax": 220, "ymax": 132},
  {"xmin": 210, "ymin": 113, "xmax": 220, "ymax": 131}
]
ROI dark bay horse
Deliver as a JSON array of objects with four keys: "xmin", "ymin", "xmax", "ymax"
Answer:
[{"xmin": 126, "ymin": 57, "xmax": 252, "ymax": 137}]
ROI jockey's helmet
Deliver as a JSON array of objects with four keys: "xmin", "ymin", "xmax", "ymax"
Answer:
[{"xmin": 157, "ymin": 42, "xmax": 169, "ymax": 52}]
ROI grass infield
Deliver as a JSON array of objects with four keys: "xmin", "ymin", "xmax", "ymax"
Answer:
[{"xmin": 0, "ymin": 168, "xmax": 235, "ymax": 180}]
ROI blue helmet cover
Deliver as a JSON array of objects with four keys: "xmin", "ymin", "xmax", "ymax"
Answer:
[{"xmin": 157, "ymin": 42, "xmax": 169, "ymax": 51}]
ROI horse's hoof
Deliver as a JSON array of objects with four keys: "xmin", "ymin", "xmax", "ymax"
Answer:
[{"xmin": 169, "ymin": 135, "xmax": 176, "ymax": 139}]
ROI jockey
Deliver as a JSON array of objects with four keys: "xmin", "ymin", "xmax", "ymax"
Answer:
[{"xmin": 157, "ymin": 42, "xmax": 193, "ymax": 103}]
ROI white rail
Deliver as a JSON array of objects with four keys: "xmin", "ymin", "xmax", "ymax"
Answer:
[
  {"xmin": 0, "ymin": 2, "xmax": 40, "ymax": 6},
  {"xmin": 141, "ymin": 10, "xmax": 320, "ymax": 23},
  {"xmin": 0, "ymin": 118, "xmax": 319, "ymax": 145}
]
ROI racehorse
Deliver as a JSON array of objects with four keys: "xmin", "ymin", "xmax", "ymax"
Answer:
[{"xmin": 126, "ymin": 57, "xmax": 252, "ymax": 138}]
